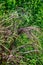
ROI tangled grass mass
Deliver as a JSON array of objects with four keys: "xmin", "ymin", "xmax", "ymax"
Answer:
[{"xmin": 0, "ymin": 0, "xmax": 43, "ymax": 65}]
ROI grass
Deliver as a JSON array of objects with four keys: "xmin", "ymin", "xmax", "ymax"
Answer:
[{"xmin": 0, "ymin": 0, "xmax": 43, "ymax": 65}]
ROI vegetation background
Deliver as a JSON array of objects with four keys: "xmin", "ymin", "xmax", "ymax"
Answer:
[{"xmin": 0, "ymin": 0, "xmax": 43, "ymax": 65}]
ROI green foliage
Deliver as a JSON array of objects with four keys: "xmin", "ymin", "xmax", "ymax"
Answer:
[{"xmin": 0, "ymin": 0, "xmax": 43, "ymax": 65}]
